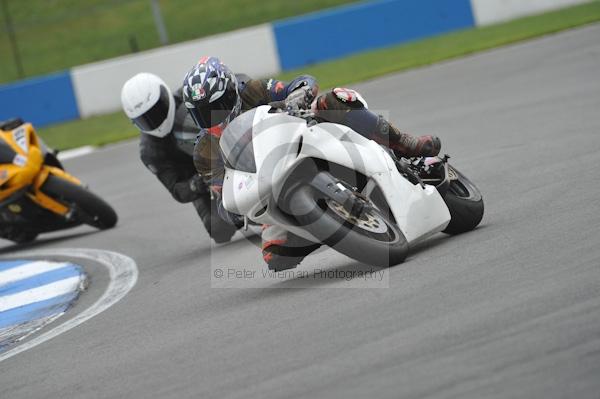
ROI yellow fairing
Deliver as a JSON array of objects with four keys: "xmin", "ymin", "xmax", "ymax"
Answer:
[
  {"xmin": 0, "ymin": 124, "xmax": 43, "ymax": 201},
  {"xmin": 0, "ymin": 123, "xmax": 82, "ymax": 216},
  {"xmin": 29, "ymin": 166, "xmax": 82, "ymax": 215}
]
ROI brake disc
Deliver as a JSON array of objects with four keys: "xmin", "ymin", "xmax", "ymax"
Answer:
[{"xmin": 326, "ymin": 199, "xmax": 388, "ymax": 234}]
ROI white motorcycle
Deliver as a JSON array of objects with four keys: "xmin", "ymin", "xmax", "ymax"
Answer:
[{"xmin": 220, "ymin": 105, "xmax": 483, "ymax": 268}]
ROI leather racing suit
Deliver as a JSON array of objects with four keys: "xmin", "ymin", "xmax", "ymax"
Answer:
[{"xmin": 140, "ymin": 88, "xmax": 237, "ymax": 243}]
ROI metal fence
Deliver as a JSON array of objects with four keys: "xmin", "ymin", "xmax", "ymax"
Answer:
[{"xmin": 0, "ymin": 0, "xmax": 356, "ymax": 84}]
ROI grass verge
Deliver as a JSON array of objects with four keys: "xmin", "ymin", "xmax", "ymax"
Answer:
[
  {"xmin": 39, "ymin": 1, "xmax": 600, "ymax": 150},
  {"xmin": 0, "ymin": 0, "xmax": 356, "ymax": 84},
  {"xmin": 41, "ymin": 112, "xmax": 138, "ymax": 150}
]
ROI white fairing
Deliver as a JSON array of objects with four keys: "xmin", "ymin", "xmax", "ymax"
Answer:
[{"xmin": 222, "ymin": 106, "xmax": 450, "ymax": 245}]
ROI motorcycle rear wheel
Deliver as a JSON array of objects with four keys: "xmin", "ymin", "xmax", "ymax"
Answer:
[
  {"xmin": 442, "ymin": 167, "xmax": 484, "ymax": 235},
  {"xmin": 41, "ymin": 175, "xmax": 118, "ymax": 230}
]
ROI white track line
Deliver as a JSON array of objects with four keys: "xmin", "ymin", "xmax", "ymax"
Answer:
[
  {"xmin": 0, "ymin": 261, "xmax": 70, "ymax": 286},
  {"xmin": 56, "ymin": 146, "xmax": 95, "ymax": 161},
  {"xmin": 0, "ymin": 313, "xmax": 64, "ymax": 350},
  {"xmin": 0, "ymin": 276, "xmax": 83, "ymax": 312},
  {"xmin": 0, "ymin": 248, "xmax": 138, "ymax": 362}
]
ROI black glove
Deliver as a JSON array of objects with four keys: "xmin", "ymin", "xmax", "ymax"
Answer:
[
  {"xmin": 188, "ymin": 174, "xmax": 208, "ymax": 194},
  {"xmin": 284, "ymin": 86, "xmax": 315, "ymax": 111},
  {"xmin": 210, "ymin": 189, "xmax": 244, "ymax": 228}
]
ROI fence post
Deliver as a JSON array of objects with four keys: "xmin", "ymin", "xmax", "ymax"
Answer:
[
  {"xmin": 150, "ymin": 0, "xmax": 169, "ymax": 45},
  {"xmin": 1, "ymin": 0, "xmax": 24, "ymax": 79}
]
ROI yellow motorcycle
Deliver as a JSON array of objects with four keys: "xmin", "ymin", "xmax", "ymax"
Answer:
[{"xmin": 0, "ymin": 118, "xmax": 117, "ymax": 243}]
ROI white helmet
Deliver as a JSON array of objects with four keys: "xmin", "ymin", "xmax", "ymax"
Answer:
[{"xmin": 121, "ymin": 73, "xmax": 175, "ymax": 138}]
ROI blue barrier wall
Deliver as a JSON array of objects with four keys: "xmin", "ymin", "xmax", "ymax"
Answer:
[
  {"xmin": 273, "ymin": 0, "xmax": 475, "ymax": 70},
  {"xmin": 3, "ymin": 0, "xmax": 571, "ymax": 126},
  {"xmin": 0, "ymin": 71, "xmax": 79, "ymax": 128}
]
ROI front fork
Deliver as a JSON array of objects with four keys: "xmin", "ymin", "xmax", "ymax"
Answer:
[
  {"xmin": 280, "ymin": 168, "xmax": 375, "ymax": 223},
  {"xmin": 28, "ymin": 166, "xmax": 82, "ymax": 217}
]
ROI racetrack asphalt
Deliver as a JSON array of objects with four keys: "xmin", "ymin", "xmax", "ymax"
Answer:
[{"xmin": 1, "ymin": 24, "xmax": 599, "ymax": 399}]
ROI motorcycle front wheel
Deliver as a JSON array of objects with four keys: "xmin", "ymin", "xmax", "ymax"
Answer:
[
  {"xmin": 287, "ymin": 184, "xmax": 409, "ymax": 267},
  {"xmin": 41, "ymin": 175, "xmax": 118, "ymax": 230}
]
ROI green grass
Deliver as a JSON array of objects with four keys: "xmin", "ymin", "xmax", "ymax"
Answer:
[
  {"xmin": 0, "ymin": 0, "xmax": 357, "ymax": 84},
  {"xmin": 38, "ymin": 1, "xmax": 600, "ymax": 150},
  {"xmin": 40, "ymin": 112, "xmax": 138, "ymax": 150},
  {"xmin": 277, "ymin": 0, "xmax": 600, "ymax": 86}
]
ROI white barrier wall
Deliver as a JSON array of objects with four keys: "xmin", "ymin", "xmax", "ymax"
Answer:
[
  {"xmin": 470, "ymin": 0, "xmax": 591, "ymax": 26},
  {"xmin": 67, "ymin": 0, "xmax": 594, "ymax": 119},
  {"xmin": 71, "ymin": 24, "xmax": 280, "ymax": 118}
]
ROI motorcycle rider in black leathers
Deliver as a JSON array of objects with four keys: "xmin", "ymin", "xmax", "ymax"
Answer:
[
  {"xmin": 121, "ymin": 72, "xmax": 238, "ymax": 243},
  {"xmin": 182, "ymin": 57, "xmax": 441, "ymax": 270}
]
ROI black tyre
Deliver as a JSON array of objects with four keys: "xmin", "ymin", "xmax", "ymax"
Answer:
[
  {"xmin": 287, "ymin": 185, "xmax": 409, "ymax": 267},
  {"xmin": 442, "ymin": 166, "xmax": 484, "ymax": 235},
  {"xmin": 7, "ymin": 231, "xmax": 38, "ymax": 244},
  {"xmin": 41, "ymin": 175, "xmax": 117, "ymax": 230}
]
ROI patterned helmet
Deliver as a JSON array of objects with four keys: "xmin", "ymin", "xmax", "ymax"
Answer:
[{"xmin": 182, "ymin": 56, "xmax": 241, "ymax": 136}]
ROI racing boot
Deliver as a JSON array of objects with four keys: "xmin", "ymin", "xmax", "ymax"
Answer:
[
  {"xmin": 0, "ymin": 226, "xmax": 38, "ymax": 244},
  {"xmin": 193, "ymin": 194, "xmax": 238, "ymax": 244},
  {"xmin": 374, "ymin": 116, "xmax": 441, "ymax": 158},
  {"xmin": 262, "ymin": 225, "xmax": 320, "ymax": 271},
  {"xmin": 314, "ymin": 89, "xmax": 441, "ymax": 158}
]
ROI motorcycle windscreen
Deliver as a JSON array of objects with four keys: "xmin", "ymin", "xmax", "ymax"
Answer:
[{"xmin": 220, "ymin": 108, "xmax": 256, "ymax": 173}]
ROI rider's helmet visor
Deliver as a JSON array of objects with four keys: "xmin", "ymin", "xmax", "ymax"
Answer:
[
  {"xmin": 188, "ymin": 86, "xmax": 238, "ymax": 129},
  {"xmin": 132, "ymin": 85, "xmax": 170, "ymax": 131}
]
